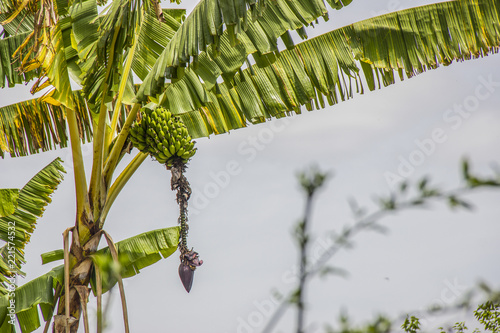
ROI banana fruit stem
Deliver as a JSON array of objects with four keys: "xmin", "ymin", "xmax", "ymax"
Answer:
[
  {"xmin": 170, "ymin": 158, "xmax": 191, "ymax": 254},
  {"xmin": 170, "ymin": 158, "xmax": 203, "ymax": 293},
  {"xmin": 170, "ymin": 158, "xmax": 191, "ymax": 252},
  {"xmin": 179, "ymin": 204, "xmax": 188, "ymax": 251}
]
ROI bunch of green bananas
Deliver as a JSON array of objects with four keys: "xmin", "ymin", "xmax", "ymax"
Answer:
[{"xmin": 129, "ymin": 107, "xmax": 196, "ymax": 166}]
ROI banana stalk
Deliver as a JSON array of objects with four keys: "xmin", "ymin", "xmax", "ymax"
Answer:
[{"xmin": 129, "ymin": 107, "xmax": 202, "ymax": 292}]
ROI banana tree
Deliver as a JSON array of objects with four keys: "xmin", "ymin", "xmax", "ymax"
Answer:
[{"xmin": 0, "ymin": 0, "xmax": 499, "ymax": 332}]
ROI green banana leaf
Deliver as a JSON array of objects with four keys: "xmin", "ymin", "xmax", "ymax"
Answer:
[
  {"xmin": 2, "ymin": 0, "xmax": 500, "ymax": 159},
  {"xmin": 137, "ymin": 0, "xmax": 331, "ymax": 100},
  {"xmin": 89, "ymin": 226, "xmax": 180, "ymax": 294},
  {"xmin": 41, "ymin": 226, "xmax": 180, "ymax": 293},
  {"xmin": 1, "ymin": 227, "xmax": 180, "ymax": 332},
  {"xmin": 0, "ymin": 92, "xmax": 93, "ymax": 158},
  {"xmin": 41, "ymin": 227, "xmax": 180, "ymax": 292},
  {"xmin": 0, "ymin": 32, "xmax": 38, "ymax": 89},
  {"xmin": 0, "ymin": 3, "xmax": 34, "ymax": 37},
  {"xmin": 142, "ymin": 0, "xmax": 500, "ymax": 139},
  {"xmin": 131, "ymin": 8, "xmax": 185, "ymax": 81},
  {"xmin": 0, "ymin": 1, "xmax": 185, "ymax": 156},
  {"xmin": 0, "ymin": 158, "xmax": 65, "ymax": 296},
  {"xmin": 0, "ymin": 265, "xmax": 63, "ymax": 333}
]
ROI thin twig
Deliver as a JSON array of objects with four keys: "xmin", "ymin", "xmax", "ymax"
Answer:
[
  {"xmin": 296, "ymin": 192, "xmax": 314, "ymax": 333},
  {"xmin": 307, "ymin": 186, "xmax": 472, "ymax": 279},
  {"xmin": 262, "ymin": 186, "xmax": 474, "ymax": 333}
]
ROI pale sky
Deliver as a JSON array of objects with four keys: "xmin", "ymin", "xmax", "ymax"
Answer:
[{"xmin": 1, "ymin": 1, "xmax": 499, "ymax": 332}]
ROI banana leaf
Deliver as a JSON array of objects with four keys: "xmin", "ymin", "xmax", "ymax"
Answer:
[
  {"xmin": 0, "ymin": 158, "xmax": 65, "ymax": 295},
  {"xmin": 140, "ymin": 0, "xmax": 500, "ymax": 140},
  {"xmin": 1, "ymin": 226, "xmax": 180, "ymax": 332}
]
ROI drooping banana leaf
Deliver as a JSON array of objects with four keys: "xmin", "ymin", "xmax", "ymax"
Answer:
[
  {"xmin": 0, "ymin": 32, "xmax": 38, "ymax": 89},
  {"xmin": 0, "ymin": 0, "xmax": 98, "ymax": 90},
  {"xmin": 0, "ymin": 227, "xmax": 180, "ymax": 332},
  {"xmin": 137, "ymin": 0, "xmax": 331, "ymax": 100},
  {"xmin": 77, "ymin": 0, "xmax": 137, "ymax": 106},
  {"xmin": 11, "ymin": 1, "xmax": 75, "ymax": 109},
  {"xmin": 0, "ymin": 265, "xmax": 63, "ymax": 333},
  {"xmin": 3, "ymin": 0, "xmax": 500, "ymax": 158},
  {"xmin": 0, "ymin": 3, "xmax": 184, "ymax": 158},
  {"xmin": 0, "ymin": 0, "xmax": 100, "ymax": 110},
  {"xmin": 0, "ymin": 158, "xmax": 65, "ymax": 296},
  {"xmin": 0, "ymin": 91, "xmax": 93, "ymax": 158},
  {"xmin": 326, "ymin": 0, "xmax": 354, "ymax": 10},
  {"xmin": 131, "ymin": 8, "xmax": 185, "ymax": 82},
  {"xmin": 77, "ymin": 3, "xmax": 184, "ymax": 108},
  {"xmin": 89, "ymin": 226, "xmax": 180, "ymax": 294},
  {"xmin": 59, "ymin": 1, "xmax": 97, "ymax": 88},
  {"xmin": 41, "ymin": 226, "xmax": 181, "ymax": 294},
  {"xmin": 0, "ymin": 1, "xmax": 34, "ymax": 37},
  {"xmin": 1, "ymin": 0, "xmax": 339, "ymax": 159},
  {"xmin": 141, "ymin": 0, "xmax": 500, "ymax": 139}
]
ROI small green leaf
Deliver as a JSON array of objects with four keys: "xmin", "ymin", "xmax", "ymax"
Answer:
[
  {"xmin": 319, "ymin": 266, "xmax": 349, "ymax": 279},
  {"xmin": 401, "ymin": 315, "xmax": 421, "ymax": 333},
  {"xmin": 399, "ymin": 181, "xmax": 408, "ymax": 194},
  {"xmin": 418, "ymin": 177, "xmax": 429, "ymax": 191},
  {"xmin": 474, "ymin": 301, "xmax": 500, "ymax": 332},
  {"xmin": 462, "ymin": 159, "xmax": 470, "ymax": 180}
]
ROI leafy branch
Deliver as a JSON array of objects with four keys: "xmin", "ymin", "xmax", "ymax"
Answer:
[
  {"xmin": 262, "ymin": 159, "xmax": 500, "ymax": 333},
  {"xmin": 399, "ymin": 300, "xmax": 499, "ymax": 333}
]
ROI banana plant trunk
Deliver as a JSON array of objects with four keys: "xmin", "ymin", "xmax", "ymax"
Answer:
[{"xmin": 53, "ymin": 213, "xmax": 100, "ymax": 332}]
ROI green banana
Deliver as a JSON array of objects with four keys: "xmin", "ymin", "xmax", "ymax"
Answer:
[
  {"xmin": 151, "ymin": 110, "xmax": 158, "ymax": 120},
  {"xmin": 130, "ymin": 107, "xmax": 197, "ymax": 165},
  {"xmin": 135, "ymin": 134, "xmax": 146, "ymax": 143},
  {"xmin": 169, "ymin": 144, "xmax": 176, "ymax": 155},
  {"xmin": 158, "ymin": 151, "xmax": 168, "ymax": 160},
  {"xmin": 137, "ymin": 127, "xmax": 146, "ymax": 137},
  {"xmin": 163, "ymin": 147, "xmax": 173, "ymax": 158},
  {"xmin": 146, "ymin": 128, "xmax": 156, "ymax": 138}
]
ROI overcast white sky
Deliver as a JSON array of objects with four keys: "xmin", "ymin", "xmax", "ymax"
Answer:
[{"xmin": 0, "ymin": 1, "xmax": 499, "ymax": 332}]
